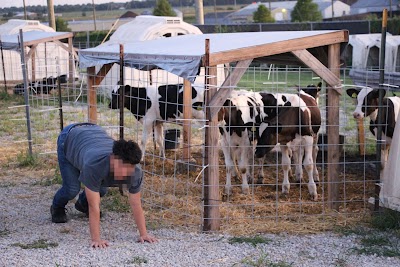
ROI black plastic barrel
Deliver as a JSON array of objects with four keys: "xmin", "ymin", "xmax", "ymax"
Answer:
[{"xmin": 164, "ymin": 129, "xmax": 181, "ymax": 150}]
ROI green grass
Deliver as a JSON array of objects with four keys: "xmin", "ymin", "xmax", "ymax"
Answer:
[
  {"xmin": 126, "ymin": 256, "xmax": 148, "ymax": 265},
  {"xmin": 102, "ymin": 188, "xmax": 131, "ymax": 213},
  {"xmin": 238, "ymin": 252, "xmax": 294, "ymax": 267},
  {"xmin": 0, "ymin": 229, "xmax": 10, "ymax": 237},
  {"xmin": 16, "ymin": 151, "xmax": 39, "ymax": 167},
  {"xmin": 334, "ymin": 214, "xmax": 400, "ymax": 259},
  {"xmin": 11, "ymin": 239, "xmax": 58, "ymax": 249},
  {"xmin": 371, "ymin": 209, "xmax": 400, "ymax": 230},
  {"xmin": 228, "ymin": 235, "xmax": 272, "ymax": 247},
  {"xmin": 354, "ymin": 234, "xmax": 400, "ymax": 258}
]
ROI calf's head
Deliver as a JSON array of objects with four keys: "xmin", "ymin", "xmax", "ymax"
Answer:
[
  {"xmin": 346, "ymin": 87, "xmax": 384, "ymax": 119},
  {"xmin": 109, "ymin": 84, "xmax": 131, "ymax": 110}
]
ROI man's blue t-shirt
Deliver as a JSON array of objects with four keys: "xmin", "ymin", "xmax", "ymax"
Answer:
[{"xmin": 64, "ymin": 125, "xmax": 142, "ymax": 194}]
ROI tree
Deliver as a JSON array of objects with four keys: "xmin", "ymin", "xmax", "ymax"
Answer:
[
  {"xmin": 253, "ymin": 4, "xmax": 275, "ymax": 23},
  {"xmin": 291, "ymin": 0, "xmax": 322, "ymax": 22},
  {"xmin": 55, "ymin": 17, "xmax": 71, "ymax": 32},
  {"xmin": 153, "ymin": 0, "xmax": 176, "ymax": 17}
]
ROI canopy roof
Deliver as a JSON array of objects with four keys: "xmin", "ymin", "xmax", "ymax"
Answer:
[
  {"xmin": 0, "ymin": 30, "xmax": 73, "ymax": 51},
  {"xmin": 79, "ymin": 30, "xmax": 348, "ymax": 83}
]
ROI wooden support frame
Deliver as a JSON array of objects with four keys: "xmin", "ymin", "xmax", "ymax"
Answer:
[
  {"xmin": 203, "ymin": 39, "xmax": 220, "ymax": 232},
  {"xmin": 326, "ymin": 43, "xmax": 341, "ymax": 210},
  {"xmin": 18, "ymin": 33, "xmax": 75, "ymax": 85},
  {"xmin": 79, "ymin": 30, "xmax": 349, "ymax": 231},
  {"xmin": 182, "ymin": 79, "xmax": 193, "ymax": 161},
  {"xmin": 87, "ymin": 63, "xmax": 114, "ymax": 123}
]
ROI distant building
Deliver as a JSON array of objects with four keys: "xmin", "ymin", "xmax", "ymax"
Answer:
[
  {"xmin": 204, "ymin": 11, "xmax": 233, "ymax": 25},
  {"xmin": 350, "ymin": 0, "xmax": 399, "ymax": 15},
  {"xmin": 120, "ymin": 11, "xmax": 138, "ymax": 19},
  {"xmin": 226, "ymin": 0, "xmax": 350, "ymax": 23}
]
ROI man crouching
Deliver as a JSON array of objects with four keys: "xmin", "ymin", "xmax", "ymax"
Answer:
[{"xmin": 50, "ymin": 122, "xmax": 157, "ymax": 248}]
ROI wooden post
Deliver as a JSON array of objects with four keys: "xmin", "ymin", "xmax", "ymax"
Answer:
[
  {"xmin": 327, "ymin": 43, "xmax": 341, "ymax": 211},
  {"xmin": 182, "ymin": 79, "xmax": 192, "ymax": 161},
  {"xmin": 0, "ymin": 41, "xmax": 8, "ymax": 94},
  {"xmin": 357, "ymin": 119, "xmax": 365, "ymax": 155},
  {"xmin": 31, "ymin": 48, "xmax": 36, "ymax": 83},
  {"xmin": 203, "ymin": 39, "xmax": 220, "ymax": 232},
  {"xmin": 87, "ymin": 66, "xmax": 97, "ymax": 124}
]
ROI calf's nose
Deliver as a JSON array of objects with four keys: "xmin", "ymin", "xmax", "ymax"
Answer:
[{"xmin": 353, "ymin": 112, "xmax": 362, "ymax": 119}]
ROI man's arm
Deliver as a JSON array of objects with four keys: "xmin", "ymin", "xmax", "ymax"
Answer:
[
  {"xmin": 128, "ymin": 192, "xmax": 157, "ymax": 243},
  {"xmin": 85, "ymin": 187, "xmax": 109, "ymax": 248}
]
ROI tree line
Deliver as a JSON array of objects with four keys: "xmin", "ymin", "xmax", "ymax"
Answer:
[{"xmin": 0, "ymin": 0, "xmax": 256, "ymax": 14}]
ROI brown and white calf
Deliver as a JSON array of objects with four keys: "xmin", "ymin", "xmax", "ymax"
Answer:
[
  {"xmin": 255, "ymin": 93, "xmax": 321, "ymax": 200},
  {"xmin": 346, "ymin": 87, "xmax": 400, "ymax": 172}
]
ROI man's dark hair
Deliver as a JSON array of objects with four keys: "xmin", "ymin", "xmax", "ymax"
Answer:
[{"xmin": 112, "ymin": 139, "xmax": 142, "ymax": 164}]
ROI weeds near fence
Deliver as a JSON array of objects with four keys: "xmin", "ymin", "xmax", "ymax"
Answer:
[{"xmin": 11, "ymin": 239, "xmax": 58, "ymax": 249}]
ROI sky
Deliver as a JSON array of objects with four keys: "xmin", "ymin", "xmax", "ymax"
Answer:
[{"xmin": 1, "ymin": 0, "xmax": 132, "ymax": 9}]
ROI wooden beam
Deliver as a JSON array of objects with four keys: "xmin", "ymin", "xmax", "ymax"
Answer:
[
  {"xmin": 86, "ymin": 63, "xmax": 114, "ymax": 123},
  {"xmin": 203, "ymin": 39, "xmax": 220, "ymax": 232},
  {"xmin": 357, "ymin": 119, "xmax": 365, "ymax": 155},
  {"xmin": 54, "ymin": 39, "xmax": 79, "ymax": 59},
  {"xmin": 291, "ymin": 49, "xmax": 342, "ymax": 94},
  {"xmin": 25, "ymin": 44, "xmax": 38, "ymax": 59},
  {"xmin": 326, "ymin": 43, "xmax": 341, "ymax": 211},
  {"xmin": 94, "ymin": 63, "xmax": 114, "ymax": 86},
  {"xmin": 209, "ymin": 31, "xmax": 348, "ymax": 66},
  {"xmin": 31, "ymin": 47, "xmax": 36, "ymax": 82},
  {"xmin": 182, "ymin": 79, "xmax": 192, "ymax": 161},
  {"xmin": 22, "ymin": 32, "xmax": 74, "ymax": 47},
  {"xmin": 87, "ymin": 66, "xmax": 97, "ymax": 123},
  {"xmin": 208, "ymin": 59, "xmax": 253, "ymax": 118},
  {"xmin": 68, "ymin": 37, "xmax": 74, "ymax": 83}
]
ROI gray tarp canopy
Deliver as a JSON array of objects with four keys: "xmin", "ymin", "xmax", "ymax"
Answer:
[
  {"xmin": 0, "ymin": 31, "xmax": 72, "ymax": 51},
  {"xmin": 78, "ymin": 30, "xmax": 344, "ymax": 83}
]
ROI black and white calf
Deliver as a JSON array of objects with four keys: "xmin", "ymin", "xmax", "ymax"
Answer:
[
  {"xmin": 218, "ymin": 90, "xmax": 266, "ymax": 196},
  {"xmin": 109, "ymin": 83, "xmax": 204, "ymax": 160},
  {"xmin": 346, "ymin": 87, "xmax": 400, "ymax": 172},
  {"xmin": 13, "ymin": 75, "xmax": 68, "ymax": 95},
  {"xmin": 255, "ymin": 92, "xmax": 321, "ymax": 200}
]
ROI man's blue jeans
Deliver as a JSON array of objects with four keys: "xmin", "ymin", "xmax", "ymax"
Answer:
[{"xmin": 52, "ymin": 123, "xmax": 107, "ymax": 209}]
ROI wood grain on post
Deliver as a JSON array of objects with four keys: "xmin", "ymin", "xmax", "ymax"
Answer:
[
  {"xmin": 327, "ymin": 43, "xmax": 341, "ymax": 211},
  {"xmin": 182, "ymin": 79, "xmax": 192, "ymax": 161},
  {"xmin": 203, "ymin": 39, "xmax": 220, "ymax": 232}
]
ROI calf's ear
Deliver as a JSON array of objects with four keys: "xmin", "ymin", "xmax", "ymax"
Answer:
[
  {"xmin": 371, "ymin": 89, "xmax": 385, "ymax": 99},
  {"xmin": 346, "ymin": 88, "xmax": 359, "ymax": 98}
]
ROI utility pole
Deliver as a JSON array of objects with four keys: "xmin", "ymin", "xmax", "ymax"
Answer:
[
  {"xmin": 195, "ymin": 0, "xmax": 204, "ymax": 25},
  {"xmin": 23, "ymin": 0, "xmax": 27, "ymax": 20},
  {"xmin": 92, "ymin": 0, "xmax": 97, "ymax": 31},
  {"xmin": 47, "ymin": 0, "xmax": 56, "ymax": 30}
]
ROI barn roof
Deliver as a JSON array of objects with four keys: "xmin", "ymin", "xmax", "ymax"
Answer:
[{"xmin": 79, "ymin": 30, "xmax": 348, "ymax": 83}]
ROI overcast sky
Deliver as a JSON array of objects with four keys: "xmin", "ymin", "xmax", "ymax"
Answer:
[{"xmin": 1, "ymin": 0, "xmax": 131, "ymax": 9}]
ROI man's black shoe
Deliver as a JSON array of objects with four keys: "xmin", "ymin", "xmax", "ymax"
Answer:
[
  {"xmin": 51, "ymin": 205, "xmax": 67, "ymax": 223},
  {"xmin": 75, "ymin": 200, "xmax": 103, "ymax": 218}
]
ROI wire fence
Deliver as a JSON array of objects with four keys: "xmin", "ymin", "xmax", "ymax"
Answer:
[{"xmin": 2, "ymin": 61, "xmax": 398, "ymax": 234}]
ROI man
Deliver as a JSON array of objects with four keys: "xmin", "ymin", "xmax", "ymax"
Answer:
[{"xmin": 51, "ymin": 122, "xmax": 157, "ymax": 248}]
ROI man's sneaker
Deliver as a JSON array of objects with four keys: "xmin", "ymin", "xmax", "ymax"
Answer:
[
  {"xmin": 75, "ymin": 200, "xmax": 103, "ymax": 218},
  {"xmin": 75, "ymin": 200, "xmax": 88, "ymax": 216},
  {"xmin": 51, "ymin": 205, "xmax": 67, "ymax": 223}
]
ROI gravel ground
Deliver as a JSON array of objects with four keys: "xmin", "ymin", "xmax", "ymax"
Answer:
[{"xmin": 1, "ymin": 181, "xmax": 400, "ymax": 267}]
